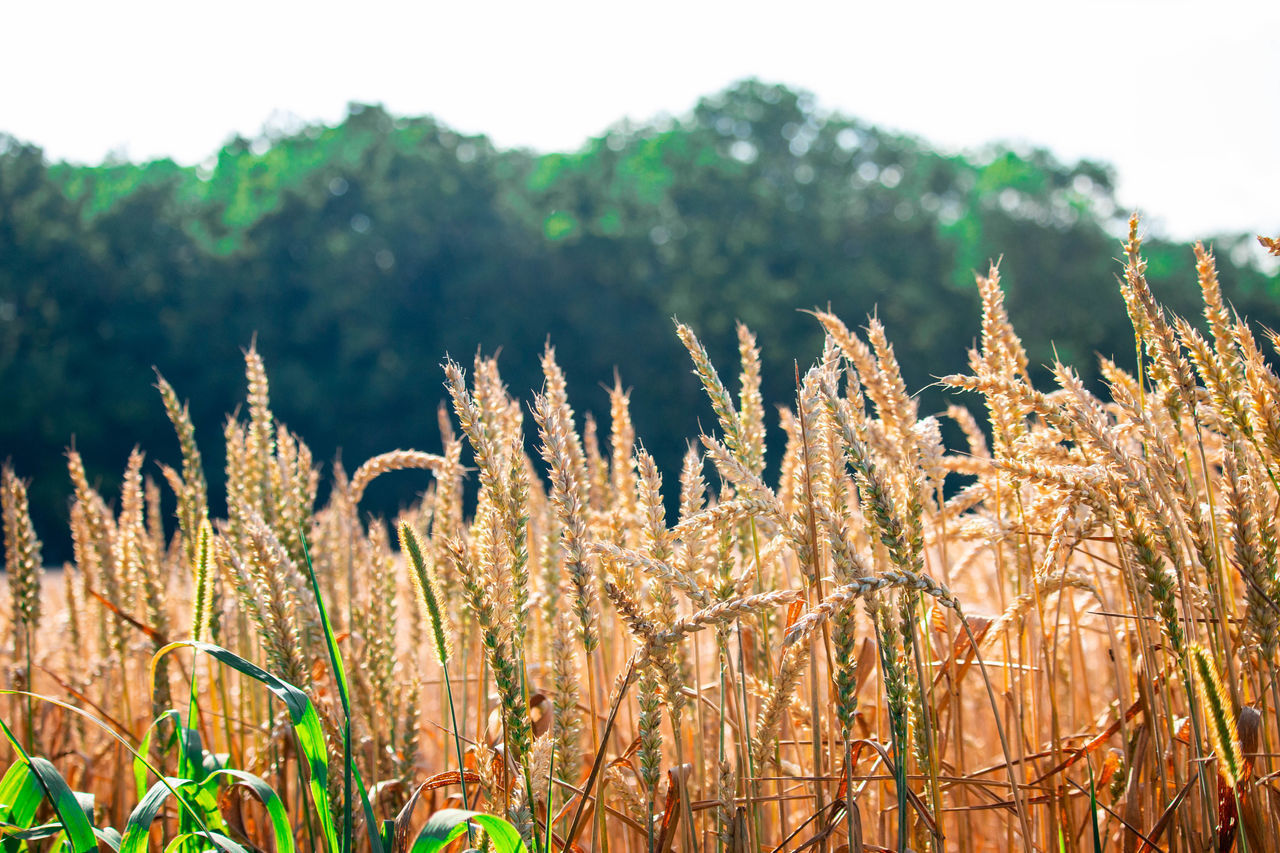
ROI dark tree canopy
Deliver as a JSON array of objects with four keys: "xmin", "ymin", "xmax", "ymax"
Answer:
[{"xmin": 2, "ymin": 80, "xmax": 1275, "ymax": 560}]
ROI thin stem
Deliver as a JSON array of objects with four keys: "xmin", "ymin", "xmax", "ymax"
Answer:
[{"xmin": 442, "ymin": 667, "xmax": 474, "ymax": 845}]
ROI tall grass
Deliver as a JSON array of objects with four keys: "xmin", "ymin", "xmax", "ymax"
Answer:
[{"xmin": 2, "ymin": 220, "xmax": 1279, "ymax": 851}]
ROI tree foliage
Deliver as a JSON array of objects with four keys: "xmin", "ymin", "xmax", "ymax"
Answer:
[{"xmin": 2, "ymin": 80, "xmax": 1274, "ymax": 559}]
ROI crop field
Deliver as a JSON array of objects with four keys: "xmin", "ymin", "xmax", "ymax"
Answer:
[{"xmin": 3, "ymin": 217, "xmax": 1280, "ymax": 851}]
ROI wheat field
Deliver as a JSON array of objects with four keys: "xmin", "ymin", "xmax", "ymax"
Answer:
[{"xmin": 3, "ymin": 218, "xmax": 1280, "ymax": 852}]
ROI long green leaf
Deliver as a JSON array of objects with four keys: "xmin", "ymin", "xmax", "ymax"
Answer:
[
  {"xmin": 0, "ymin": 690, "xmax": 221, "ymax": 847},
  {"xmin": 1086, "ymin": 760, "xmax": 1103, "ymax": 853},
  {"xmin": 119, "ymin": 777, "xmax": 232, "ymax": 853},
  {"xmin": 132, "ymin": 711, "xmax": 181, "ymax": 801},
  {"xmin": 205, "ymin": 769, "xmax": 294, "ymax": 853},
  {"xmin": 95, "ymin": 827, "xmax": 123, "ymax": 851},
  {"xmin": 410, "ymin": 809, "xmax": 526, "ymax": 853},
  {"xmin": 0, "ymin": 715, "xmax": 97, "ymax": 853},
  {"xmin": 151, "ymin": 641, "xmax": 341, "ymax": 853},
  {"xmin": 1, "ymin": 821, "xmax": 66, "ymax": 842},
  {"xmin": 0, "ymin": 760, "xmax": 42, "ymax": 853},
  {"xmin": 299, "ymin": 529, "xmax": 383, "ymax": 853},
  {"xmin": 27, "ymin": 758, "xmax": 97, "ymax": 852},
  {"xmin": 0, "ymin": 821, "xmax": 121, "ymax": 851},
  {"xmin": 160, "ymin": 831, "xmax": 248, "ymax": 853}
]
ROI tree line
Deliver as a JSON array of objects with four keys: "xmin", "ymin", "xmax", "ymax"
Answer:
[{"xmin": 2, "ymin": 79, "xmax": 1274, "ymax": 560}]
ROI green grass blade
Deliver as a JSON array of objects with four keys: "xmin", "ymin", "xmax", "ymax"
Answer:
[
  {"xmin": 297, "ymin": 534, "xmax": 351, "ymax": 703},
  {"xmin": 94, "ymin": 827, "xmax": 123, "ymax": 851},
  {"xmin": 298, "ymin": 529, "xmax": 383, "ymax": 853},
  {"xmin": 160, "ymin": 831, "xmax": 247, "ymax": 853},
  {"xmin": 132, "ymin": 711, "xmax": 181, "ymax": 801},
  {"xmin": 0, "ymin": 821, "xmax": 121, "ymax": 850},
  {"xmin": 1086, "ymin": 760, "xmax": 1103, "ymax": 853},
  {"xmin": 1, "ymin": 821, "xmax": 66, "ymax": 842},
  {"xmin": 409, "ymin": 809, "xmax": 527, "ymax": 853},
  {"xmin": 118, "ymin": 777, "xmax": 186, "ymax": 853},
  {"xmin": 0, "ymin": 690, "xmax": 224, "ymax": 851},
  {"xmin": 0, "ymin": 760, "xmax": 42, "ymax": 852},
  {"xmin": 205, "ymin": 769, "xmax": 295, "ymax": 853},
  {"xmin": 152, "ymin": 641, "xmax": 341, "ymax": 853},
  {"xmin": 347, "ymin": 765, "xmax": 380, "ymax": 852},
  {"xmin": 0, "ymin": 715, "xmax": 98, "ymax": 853},
  {"xmin": 25, "ymin": 758, "xmax": 97, "ymax": 852},
  {"xmin": 119, "ymin": 777, "xmax": 228, "ymax": 853}
]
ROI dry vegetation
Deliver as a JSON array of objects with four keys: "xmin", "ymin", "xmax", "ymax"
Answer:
[{"xmin": 4, "ymin": 220, "xmax": 1280, "ymax": 852}]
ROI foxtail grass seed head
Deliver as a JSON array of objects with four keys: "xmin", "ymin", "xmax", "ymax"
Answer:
[
  {"xmin": 1190, "ymin": 643, "xmax": 1243, "ymax": 788},
  {"xmin": 399, "ymin": 521, "xmax": 452, "ymax": 665},
  {"xmin": 190, "ymin": 518, "xmax": 214, "ymax": 642}
]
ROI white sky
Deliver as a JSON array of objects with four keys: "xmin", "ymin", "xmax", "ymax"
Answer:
[{"xmin": 3, "ymin": 0, "xmax": 1277, "ymax": 244}]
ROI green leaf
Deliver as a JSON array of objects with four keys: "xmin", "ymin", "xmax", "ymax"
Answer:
[
  {"xmin": 2, "ymin": 822, "xmax": 120, "ymax": 853},
  {"xmin": 1086, "ymin": 760, "xmax": 1103, "ymax": 853},
  {"xmin": 0, "ymin": 716, "xmax": 98, "ymax": 853},
  {"xmin": 0, "ymin": 760, "xmax": 42, "ymax": 852},
  {"xmin": 152, "ymin": 641, "xmax": 340, "ymax": 853},
  {"xmin": 205, "ymin": 769, "xmax": 294, "ymax": 853},
  {"xmin": 410, "ymin": 809, "xmax": 526, "ymax": 853},
  {"xmin": 133, "ymin": 711, "xmax": 181, "ymax": 801},
  {"xmin": 1, "ymin": 821, "xmax": 66, "ymax": 842},
  {"xmin": 160, "ymin": 831, "xmax": 247, "ymax": 853},
  {"xmin": 119, "ymin": 777, "xmax": 230, "ymax": 853},
  {"xmin": 95, "ymin": 827, "xmax": 123, "ymax": 851},
  {"xmin": 299, "ymin": 529, "xmax": 383, "ymax": 853},
  {"xmin": 1, "ymin": 689, "xmax": 221, "ymax": 848},
  {"xmin": 26, "ymin": 757, "xmax": 97, "ymax": 852}
]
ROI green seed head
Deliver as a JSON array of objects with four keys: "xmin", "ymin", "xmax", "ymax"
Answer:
[
  {"xmin": 191, "ymin": 518, "xmax": 214, "ymax": 642},
  {"xmin": 399, "ymin": 521, "xmax": 452, "ymax": 665},
  {"xmin": 1190, "ymin": 643, "xmax": 1242, "ymax": 787}
]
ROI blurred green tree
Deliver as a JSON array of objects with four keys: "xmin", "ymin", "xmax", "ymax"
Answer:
[{"xmin": 2, "ymin": 82, "xmax": 1275, "ymax": 560}]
